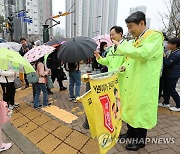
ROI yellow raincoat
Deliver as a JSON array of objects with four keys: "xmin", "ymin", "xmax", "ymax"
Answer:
[
  {"xmin": 117, "ymin": 29, "xmax": 163, "ymax": 129},
  {"xmin": 97, "ymin": 45, "xmax": 124, "ymax": 72}
]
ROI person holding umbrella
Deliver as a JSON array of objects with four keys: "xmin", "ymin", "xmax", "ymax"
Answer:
[
  {"xmin": 24, "ymin": 45, "xmax": 55, "ymax": 101},
  {"xmin": 34, "ymin": 57, "xmax": 51, "ymax": 109},
  {"xmin": 0, "ymin": 48, "xmax": 36, "ymax": 108},
  {"xmin": 0, "ymin": 67, "xmax": 17, "ymax": 109},
  {"xmin": 65, "ymin": 62, "xmax": 81, "ymax": 103},
  {"xmin": 57, "ymin": 36, "xmax": 97, "ymax": 102},
  {"xmin": 47, "ymin": 49, "xmax": 67, "ymax": 91}
]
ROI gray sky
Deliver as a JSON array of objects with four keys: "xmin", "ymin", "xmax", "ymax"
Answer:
[{"xmin": 52, "ymin": 0, "xmax": 169, "ymax": 33}]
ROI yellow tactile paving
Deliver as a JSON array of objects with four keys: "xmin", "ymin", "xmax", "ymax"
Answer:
[
  {"xmin": 12, "ymin": 116, "xmax": 30, "ymax": 128},
  {"xmin": 158, "ymin": 107, "xmax": 171, "ymax": 115},
  {"xmin": 36, "ymin": 134, "xmax": 62, "ymax": 154},
  {"xmin": 51, "ymin": 143, "xmax": 78, "ymax": 154},
  {"xmin": 32, "ymin": 114, "xmax": 51, "ymax": 126},
  {"xmin": 18, "ymin": 121, "xmax": 38, "ymax": 135},
  {"xmin": 41, "ymin": 120, "xmax": 61, "ymax": 133},
  {"xmin": 19, "ymin": 106, "xmax": 34, "ymax": 115},
  {"xmin": 42, "ymin": 105, "xmax": 78, "ymax": 124},
  {"xmin": 10, "ymin": 88, "xmax": 100, "ymax": 153},
  {"xmin": 25, "ymin": 110, "xmax": 42, "ymax": 120},
  {"xmin": 171, "ymin": 110, "xmax": 180, "ymax": 116},
  {"xmin": 49, "ymin": 101, "xmax": 54, "ymax": 104},
  {"xmin": 80, "ymin": 139, "xmax": 99, "ymax": 154},
  {"xmin": 77, "ymin": 111, "xmax": 84, "ymax": 115},
  {"xmin": 10, "ymin": 112, "xmax": 24, "ymax": 121},
  {"xmin": 26, "ymin": 127, "xmax": 49, "ymax": 144},
  {"xmin": 52, "ymin": 125, "xmax": 73, "ymax": 141},
  {"xmin": 64, "ymin": 130, "xmax": 90, "ymax": 150}
]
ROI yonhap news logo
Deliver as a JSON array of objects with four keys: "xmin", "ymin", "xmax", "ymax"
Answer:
[{"xmin": 118, "ymin": 137, "xmax": 175, "ymax": 144}]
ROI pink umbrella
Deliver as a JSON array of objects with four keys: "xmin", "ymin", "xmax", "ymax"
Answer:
[
  {"xmin": 24, "ymin": 45, "xmax": 55, "ymax": 62},
  {"xmin": 93, "ymin": 34, "xmax": 113, "ymax": 49}
]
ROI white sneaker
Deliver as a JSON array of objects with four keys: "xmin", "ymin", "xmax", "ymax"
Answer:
[
  {"xmin": 8, "ymin": 105, "xmax": 14, "ymax": 110},
  {"xmin": 69, "ymin": 97, "xmax": 75, "ymax": 101},
  {"xmin": 158, "ymin": 103, "xmax": 170, "ymax": 108},
  {"xmin": 0, "ymin": 143, "xmax": 12, "ymax": 152},
  {"xmin": 169, "ymin": 107, "xmax": 180, "ymax": 112},
  {"xmin": 14, "ymin": 103, "xmax": 20, "ymax": 108}
]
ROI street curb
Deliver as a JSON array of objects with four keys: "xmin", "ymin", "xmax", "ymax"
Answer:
[{"xmin": 2, "ymin": 123, "xmax": 44, "ymax": 154}]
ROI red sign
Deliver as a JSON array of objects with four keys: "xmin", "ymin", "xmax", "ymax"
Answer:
[{"xmin": 99, "ymin": 95, "xmax": 114, "ymax": 133}]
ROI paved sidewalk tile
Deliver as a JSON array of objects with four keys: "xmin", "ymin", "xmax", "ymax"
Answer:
[
  {"xmin": 18, "ymin": 121, "xmax": 38, "ymax": 135},
  {"xmin": 80, "ymin": 139, "xmax": 100, "ymax": 154},
  {"xmin": 26, "ymin": 127, "xmax": 49, "ymax": 144},
  {"xmin": 51, "ymin": 142, "xmax": 78, "ymax": 154},
  {"xmin": 36, "ymin": 134, "xmax": 62, "ymax": 154},
  {"xmin": 64, "ymin": 130, "xmax": 90, "ymax": 150},
  {"xmin": 52, "ymin": 125, "xmax": 73, "ymax": 141},
  {"xmin": 25, "ymin": 110, "xmax": 42, "ymax": 120},
  {"xmin": 12, "ymin": 116, "xmax": 30, "ymax": 128},
  {"xmin": 41, "ymin": 120, "xmax": 61, "ymax": 133},
  {"xmin": 32, "ymin": 114, "xmax": 51, "ymax": 126}
]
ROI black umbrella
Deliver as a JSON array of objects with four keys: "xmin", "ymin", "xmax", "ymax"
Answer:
[
  {"xmin": 46, "ymin": 37, "xmax": 66, "ymax": 47},
  {"xmin": 57, "ymin": 36, "xmax": 97, "ymax": 63}
]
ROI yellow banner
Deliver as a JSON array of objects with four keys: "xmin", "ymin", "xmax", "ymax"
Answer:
[
  {"xmin": 81, "ymin": 73, "xmax": 122, "ymax": 154},
  {"xmin": 80, "ymin": 90, "xmax": 97, "ymax": 138}
]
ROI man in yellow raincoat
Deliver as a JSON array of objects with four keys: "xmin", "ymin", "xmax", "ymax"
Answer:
[
  {"xmin": 112, "ymin": 11, "xmax": 163, "ymax": 151},
  {"xmin": 94, "ymin": 26, "xmax": 125, "ymax": 72}
]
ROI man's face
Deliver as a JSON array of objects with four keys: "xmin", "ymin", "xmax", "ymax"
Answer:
[
  {"xmin": 167, "ymin": 43, "xmax": 177, "ymax": 51},
  {"xmin": 126, "ymin": 21, "xmax": 145, "ymax": 38},
  {"xmin": 110, "ymin": 29, "xmax": 122, "ymax": 42},
  {"xmin": 20, "ymin": 40, "xmax": 27, "ymax": 47}
]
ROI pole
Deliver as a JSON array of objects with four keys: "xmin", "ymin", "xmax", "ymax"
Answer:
[
  {"xmin": 43, "ymin": 24, "xmax": 50, "ymax": 43},
  {"xmin": 7, "ymin": 0, "xmax": 13, "ymax": 41},
  {"xmin": 73, "ymin": 0, "xmax": 76, "ymax": 37}
]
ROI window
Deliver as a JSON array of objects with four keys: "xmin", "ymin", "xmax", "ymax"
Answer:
[{"xmin": 27, "ymin": 2, "xmax": 29, "ymax": 5}]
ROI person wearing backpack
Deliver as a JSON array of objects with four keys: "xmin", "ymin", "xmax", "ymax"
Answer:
[
  {"xmin": 65, "ymin": 63, "xmax": 81, "ymax": 103},
  {"xmin": 34, "ymin": 57, "xmax": 51, "ymax": 109}
]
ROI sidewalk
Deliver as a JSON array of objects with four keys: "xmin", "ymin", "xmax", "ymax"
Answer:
[
  {"xmin": 1, "ymin": 129, "xmax": 23, "ymax": 154},
  {"xmin": 2, "ymin": 66, "xmax": 180, "ymax": 154}
]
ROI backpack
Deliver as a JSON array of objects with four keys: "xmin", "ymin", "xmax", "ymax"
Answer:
[
  {"xmin": 26, "ymin": 72, "xmax": 39, "ymax": 84},
  {"xmin": 68, "ymin": 63, "xmax": 79, "ymax": 72}
]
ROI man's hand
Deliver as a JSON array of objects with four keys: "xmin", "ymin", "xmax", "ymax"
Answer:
[
  {"xmin": 94, "ymin": 51, "xmax": 101, "ymax": 60},
  {"xmin": 112, "ymin": 40, "xmax": 120, "ymax": 47}
]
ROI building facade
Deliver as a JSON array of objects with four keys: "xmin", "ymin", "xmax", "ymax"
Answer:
[
  {"xmin": 65, "ymin": 0, "xmax": 118, "ymax": 38},
  {"xmin": 0, "ymin": 0, "xmax": 5, "ymax": 17},
  {"xmin": 26, "ymin": 0, "xmax": 52, "ymax": 42},
  {"xmin": 3, "ymin": 0, "xmax": 52, "ymax": 42}
]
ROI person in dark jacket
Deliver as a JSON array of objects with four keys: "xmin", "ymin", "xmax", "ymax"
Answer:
[
  {"xmin": 159, "ymin": 37, "xmax": 180, "ymax": 111},
  {"xmin": 47, "ymin": 49, "xmax": 67, "ymax": 91},
  {"xmin": 19, "ymin": 38, "xmax": 32, "ymax": 88}
]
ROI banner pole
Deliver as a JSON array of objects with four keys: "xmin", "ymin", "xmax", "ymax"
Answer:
[{"xmin": 90, "ymin": 70, "xmax": 120, "ymax": 79}]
